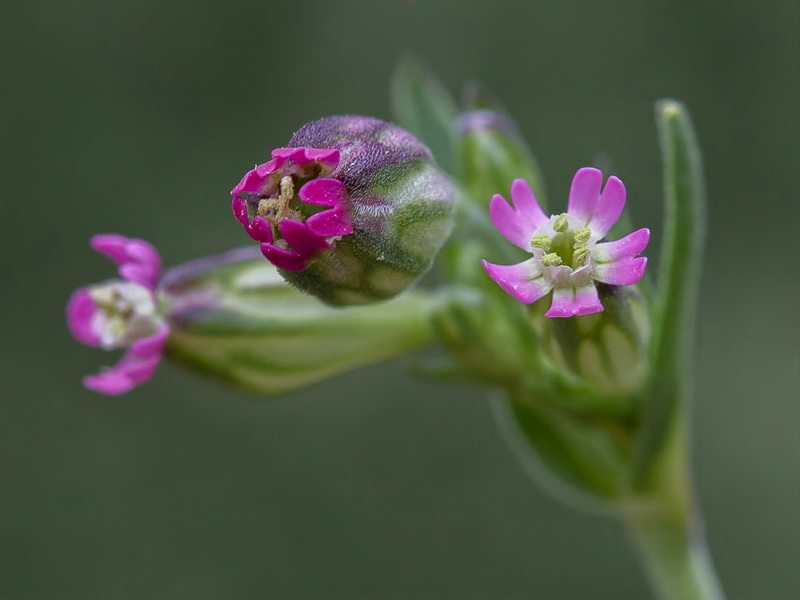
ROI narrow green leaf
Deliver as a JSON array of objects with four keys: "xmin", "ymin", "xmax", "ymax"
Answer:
[{"xmin": 634, "ymin": 100, "xmax": 706, "ymax": 480}]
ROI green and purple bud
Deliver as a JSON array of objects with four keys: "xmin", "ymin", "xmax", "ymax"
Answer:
[{"xmin": 231, "ymin": 115, "xmax": 455, "ymax": 305}]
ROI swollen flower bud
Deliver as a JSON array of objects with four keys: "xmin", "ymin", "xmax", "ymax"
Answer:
[
  {"xmin": 231, "ymin": 115, "xmax": 455, "ymax": 305},
  {"xmin": 160, "ymin": 248, "xmax": 435, "ymax": 395},
  {"xmin": 537, "ymin": 283, "xmax": 650, "ymax": 394}
]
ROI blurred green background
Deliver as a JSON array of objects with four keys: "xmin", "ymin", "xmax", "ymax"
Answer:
[{"xmin": 1, "ymin": 1, "xmax": 797, "ymax": 598}]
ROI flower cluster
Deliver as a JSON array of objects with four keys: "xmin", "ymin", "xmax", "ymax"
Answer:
[
  {"xmin": 66, "ymin": 235, "xmax": 168, "ymax": 395},
  {"xmin": 482, "ymin": 168, "xmax": 649, "ymax": 317}
]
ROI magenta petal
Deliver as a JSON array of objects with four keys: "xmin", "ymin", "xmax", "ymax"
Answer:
[
  {"xmin": 260, "ymin": 244, "xmax": 307, "ymax": 271},
  {"xmin": 231, "ymin": 159, "xmax": 279, "ymax": 195},
  {"xmin": 567, "ymin": 168, "xmax": 603, "ymax": 223},
  {"xmin": 488, "ymin": 180, "xmax": 548, "ymax": 250},
  {"xmin": 298, "ymin": 178, "xmax": 347, "ymax": 208},
  {"xmin": 66, "ymin": 288, "xmax": 102, "ymax": 346},
  {"xmin": 593, "ymin": 228, "xmax": 650, "ymax": 263},
  {"xmin": 84, "ymin": 356, "xmax": 159, "ymax": 395},
  {"xmin": 546, "ymin": 285, "xmax": 604, "ymax": 318},
  {"xmin": 593, "ymin": 256, "xmax": 648, "ymax": 286},
  {"xmin": 588, "ymin": 175, "xmax": 626, "ymax": 238},
  {"xmin": 231, "ymin": 197, "xmax": 274, "ymax": 243},
  {"xmin": 248, "ymin": 217, "xmax": 274, "ymax": 243},
  {"xmin": 306, "ymin": 210, "xmax": 353, "ymax": 237},
  {"xmin": 91, "ymin": 235, "xmax": 161, "ymax": 289},
  {"xmin": 482, "ymin": 258, "xmax": 552, "ymax": 304},
  {"xmin": 271, "ymin": 147, "xmax": 340, "ymax": 171},
  {"xmin": 302, "ymin": 148, "xmax": 340, "ymax": 170},
  {"xmin": 129, "ymin": 323, "xmax": 169, "ymax": 359},
  {"xmin": 231, "ymin": 196, "xmax": 250, "ymax": 229},
  {"xmin": 300, "ymin": 178, "xmax": 353, "ymax": 237},
  {"xmin": 82, "ymin": 324, "xmax": 168, "ymax": 396},
  {"xmin": 90, "ymin": 234, "xmax": 130, "ymax": 263},
  {"xmin": 487, "ymin": 198, "xmax": 528, "ymax": 251},
  {"xmin": 509, "ymin": 179, "xmax": 548, "ymax": 228},
  {"xmin": 279, "ymin": 219, "xmax": 332, "ymax": 256}
]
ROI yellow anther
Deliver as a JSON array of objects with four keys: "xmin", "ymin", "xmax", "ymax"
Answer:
[
  {"xmin": 574, "ymin": 227, "xmax": 591, "ymax": 244},
  {"xmin": 542, "ymin": 252, "xmax": 563, "ymax": 267},
  {"xmin": 278, "ymin": 176, "xmax": 295, "ymax": 203},
  {"xmin": 573, "ymin": 246, "xmax": 590, "ymax": 265},
  {"xmin": 553, "ymin": 213, "xmax": 569, "ymax": 233},
  {"xmin": 531, "ymin": 235, "xmax": 551, "ymax": 250}
]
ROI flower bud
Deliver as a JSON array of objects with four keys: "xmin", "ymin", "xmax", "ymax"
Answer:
[
  {"xmin": 231, "ymin": 115, "xmax": 455, "ymax": 306},
  {"xmin": 536, "ymin": 283, "xmax": 650, "ymax": 395},
  {"xmin": 456, "ymin": 109, "xmax": 546, "ymax": 209},
  {"xmin": 159, "ymin": 247, "xmax": 435, "ymax": 395}
]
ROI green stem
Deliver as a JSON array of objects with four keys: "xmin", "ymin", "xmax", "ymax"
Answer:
[
  {"xmin": 623, "ymin": 418, "xmax": 725, "ymax": 600},
  {"xmin": 625, "ymin": 508, "xmax": 724, "ymax": 600}
]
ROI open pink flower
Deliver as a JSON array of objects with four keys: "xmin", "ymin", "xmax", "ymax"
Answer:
[
  {"xmin": 231, "ymin": 147, "xmax": 352, "ymax": 271},
  {"xmin": 66, "ymin": 234, "xmax": 168, "ymax": 395},
  {"xmin": 482, "ymin": 168, "xmax": 649, "ymax": 317}
]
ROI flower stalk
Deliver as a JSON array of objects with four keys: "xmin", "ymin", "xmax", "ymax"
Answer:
[{"xmin": 65, "ymin": 60, "xmax": 725, "ymax": 599}]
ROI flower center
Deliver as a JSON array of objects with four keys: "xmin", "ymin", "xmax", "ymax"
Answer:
[
  {"xmin": 89, "ymin": 282, "xmax": 158, "ymax": 349},
  {"xmin": 245, "ymin": 170, "xmax": 328, "ymax": 229},
  {"xmin": 531, "ymin": 214, "xmax": 592, "ymax": 269}
]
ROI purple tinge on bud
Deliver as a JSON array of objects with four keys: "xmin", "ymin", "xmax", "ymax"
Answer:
[
  {"xmin": 66, "ymin": 235, "xmax": 168, "ymax": 395},
  {"xmin": 230, "ymin": 115, "xmax": 455, "ymax": 305},
  {"xmin": 231, "ymin": 148, "xmax": 352, "ymax": 271},
  {"xmin": 482, "ymin": 169, "xmax": 649, "ymax": 317}
]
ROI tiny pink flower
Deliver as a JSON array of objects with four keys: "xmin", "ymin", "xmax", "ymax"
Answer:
[
  {"xmin": 482, "ymin": 168, "xmax": 649, "ymax": 317},
  {"xmin": 66, "ymin": 234, "xmax": 168, "ymax": 395},
  {"xmin": 231, "ymin": 147, "xmax": 352, "ymax": 272}
]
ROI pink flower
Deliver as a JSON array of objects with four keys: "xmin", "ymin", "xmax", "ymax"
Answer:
[
  {"xmin": 231, "ymin": 147, "xmax": 352, "ymax": 272},
  {"xmin": 482, "ymin": 168, "xmax": 650, "ymax": 317},
  {"xmin": 66, "ymin": 234, "xmax": 168, "ymax": 395}
]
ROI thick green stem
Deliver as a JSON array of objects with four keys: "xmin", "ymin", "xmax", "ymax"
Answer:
[
  {"xmin": 622, "ymin": 418, "xmax": 725, "ymax": 600},
  {"xmin": 625, "ymin": 508, "xmax": 724, "ymax": 600}
]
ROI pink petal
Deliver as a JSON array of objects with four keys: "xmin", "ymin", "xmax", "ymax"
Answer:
[
  {"xmin": 301, "ymin": 148, "xmax": 340, "ymax": 171},
  {"xmin": 91, "ymin": 235, "xmax": 161, "ymax": 289},
  {"xmin": 489, "ymin": 194, "xmax": 529, "ymax": 249},
  {"xmin": 593, "ymin": 256, "xmax": 648, "ymax": 286},
  {"xmin": 567, "ymin": 168, "xmax": 603, "ymax": 223},
  {"xmin": 231, "ymin": 196, "xmax": 250, "ymax": 229},
  {"xmin": 588, "ymin": 175, "xmax": 626, "ymax": 238},
  {"xmin": 231, "ymin": 197, "xmax": 274, "ymax": 243},
  {"xmin": 546, "ymin": 285, "xmax": 604, "ymax": 318},
  {"xmin": 82, "ymin": 323, "xmax": 168, "ymax": 396},
  {"xmin": 300, "ymin": 178, "xmax": 353, "ymax": 237},
  {"xmin": 271, "ymin": 147, "xmax": 340, "ymax": 171},
  {"xmin": 260, "ymin": 244, "xmax": 308, "ymax": 271},
  {"xmin": 482, "ymin": 258, "xmax": 552, "ymax": 304},
  {"xmin": 298, "ymin": 178, "xmax": 347, "ymax": 208},
  {"xmin": 84, "ymin": 356, "xmax": 160, "ymax": 395},
  {"xmin": 129, "ymin": 324, "xmax": 169, "ymax": 359},
  {"xmin": 592, "ymin": 228, "xmax": 650, "ymax": 262},
  {"xmin": 279, "ymin": 219, "xmax": 332, "ymax": 256},
  {"xmin": 66, "ymin": 288, "xmax": 102, "ymax": 346},
  {"xmin": 510, "ymin": 179, "xmax": 548, "ymax": 227},
  {"xmin": 230, "ymin": 158, "xmax": 279, "ymax": 195},
  {"xmin": 488, "ymin": 180, "xmax": 548, "ymax": 250},
  {"xmin": 248, "ymin": 217, "xmax": 273, "ymax": 244}
]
